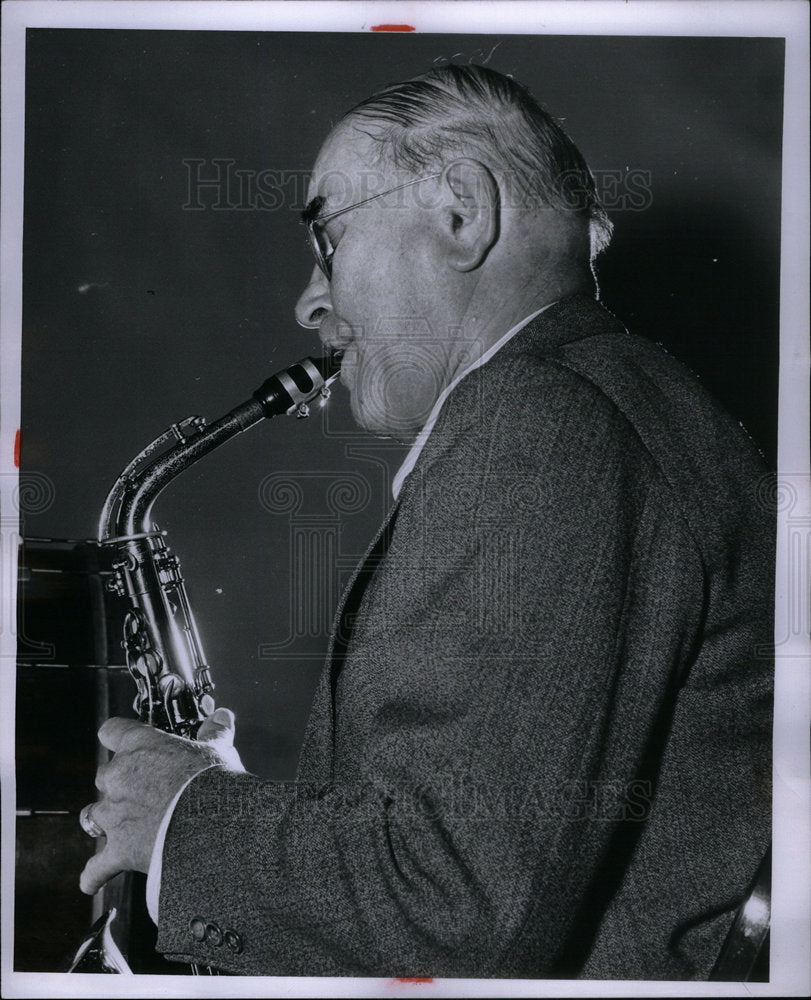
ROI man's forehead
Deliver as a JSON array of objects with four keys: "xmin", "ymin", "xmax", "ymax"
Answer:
[{"xmin": 306, "ymin": 123, "xmax": 393, "ymax": 211}]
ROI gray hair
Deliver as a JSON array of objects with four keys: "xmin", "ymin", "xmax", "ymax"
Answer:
[{"xmin": 343, "ymin": 64, "xmax": 613, "ymax": 260}]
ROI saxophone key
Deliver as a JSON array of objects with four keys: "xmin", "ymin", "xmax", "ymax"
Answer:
[
  {"xmin": 132, "ymin": 649, "xmax": 162, "ymax": 678},
  {"xmin": 159, "ymin": 673, "xmax": 187, "ymax": 700}
]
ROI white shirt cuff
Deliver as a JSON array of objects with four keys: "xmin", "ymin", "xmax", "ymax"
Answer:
[{"xmin": 145, "ymin": 765, "xmax": 218, "ymax": 925}]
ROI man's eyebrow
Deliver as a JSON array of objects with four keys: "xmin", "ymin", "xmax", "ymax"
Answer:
[{"xmin": 301, "ymin": 195, "xmax": 326, "ymax": 224}]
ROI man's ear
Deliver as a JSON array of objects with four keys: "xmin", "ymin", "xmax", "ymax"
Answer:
[{"xmin": 438, "ymin": 159, "xmax": 500, "ymax": 271}]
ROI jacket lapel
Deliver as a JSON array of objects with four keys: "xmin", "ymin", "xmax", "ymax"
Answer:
[{"xmin": 296, "ymin": 500, "xmax": 400, "ymax": 782}]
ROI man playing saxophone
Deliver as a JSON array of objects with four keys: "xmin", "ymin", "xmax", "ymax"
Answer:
[{"xmin": 79, "ymin": 65, "xmax": 773, "ymax": 980}]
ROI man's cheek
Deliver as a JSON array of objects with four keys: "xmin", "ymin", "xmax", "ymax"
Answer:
[
  {"xmin": 351, "ymin": 352, "xmax": 404, "ymax": 434},
  {"xmin": 354, "ymin": 352, "xmax": 437, "ymax": 436},
  {"xmin": 338, "ymin": 344, "xmax": 357, "ymax": 390}
]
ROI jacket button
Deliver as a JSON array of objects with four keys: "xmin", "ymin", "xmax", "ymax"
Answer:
[
  {"xmin": 189, "ymin": 917, "xmax": 206, "ymax": 942},
  {"xmin": 224, "ymin": 929, "xmax": 243, "ymax": 954},
  {"xmin": 204, "ymin": 922, "xmax": 223, "ymax": 946}
]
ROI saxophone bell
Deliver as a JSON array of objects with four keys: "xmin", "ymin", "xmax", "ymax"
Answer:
[{"xmin": 67, "ymin": 909, "xmax": 132, "ymax": 974}]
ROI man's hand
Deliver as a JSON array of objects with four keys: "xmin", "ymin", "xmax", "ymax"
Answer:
[{"xmin": 79, "ymin": 707, "xmax": 243, "ymax": 895}]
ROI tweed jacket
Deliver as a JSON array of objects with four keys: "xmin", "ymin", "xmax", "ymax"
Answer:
[{"xmin": 156, "ymin": 295, "xmax": 774, "ymax": 980}]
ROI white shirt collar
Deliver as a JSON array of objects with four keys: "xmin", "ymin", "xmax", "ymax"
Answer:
[{"xmin": 391, "ymin": 302, "xmax": 556, "ymax": 500}]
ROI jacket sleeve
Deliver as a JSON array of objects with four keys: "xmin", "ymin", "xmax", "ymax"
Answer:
[{"xmin": 153, "ymin": 358, "xmax": 760, "ymax": 977}]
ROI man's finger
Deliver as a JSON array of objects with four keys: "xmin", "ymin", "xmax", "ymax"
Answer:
[
  {"xmin": 197, "ymin": 707, "xmax": 236, "ymax": 745},
  {"xmin": 98, "ymin": 716, "xmax": 157, "ymax": 753},
  {"xmin": 79, "ymin": 848, "xmax": 122, "ymax": 896},
  {"xmin": 94, "ymin": 761, "xmax": 112, "ymax": 796}
]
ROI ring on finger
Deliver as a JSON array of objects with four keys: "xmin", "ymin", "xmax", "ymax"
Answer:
[{"xmin": 79, "ymin": 802, "xmax": 105, "ymax": 838}]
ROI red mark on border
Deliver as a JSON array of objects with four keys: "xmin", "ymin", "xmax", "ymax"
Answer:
[
  {"xmin": 371, "ymin": 24, "xmax": 415, "ymax": 32},
  {"xmin": 393, "ymin": 978, "xmax": 433, "ymax": 984},
  {"xmin": 14, "ymin": 429, "xmax": 20, "ymax": 468}
]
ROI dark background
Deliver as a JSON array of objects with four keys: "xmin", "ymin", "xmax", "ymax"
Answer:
[{"xmin": 20, "ymin": 30, "xmax": 784, "ymax": 779}]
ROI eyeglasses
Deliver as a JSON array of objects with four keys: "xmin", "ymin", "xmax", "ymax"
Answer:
[{"xmin": 301, "ymin": 173, "xmax": 441, "ymax": 280}]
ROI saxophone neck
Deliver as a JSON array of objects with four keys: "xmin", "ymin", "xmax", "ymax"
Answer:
[{"xmin": 99, "ymin": 355, "xmax": 341, "ymax": 542}]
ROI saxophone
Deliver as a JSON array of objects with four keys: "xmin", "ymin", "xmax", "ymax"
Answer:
[{"xmin": 68, "ymin": 355, "xmax": 340, "ymax": 973}]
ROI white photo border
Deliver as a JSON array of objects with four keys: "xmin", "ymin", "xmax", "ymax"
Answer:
[{"xmin": 2, "ymin": 2, "xmax": 809, "ymax": 998}]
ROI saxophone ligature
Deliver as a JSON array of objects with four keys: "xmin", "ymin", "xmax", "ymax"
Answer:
[{"xmin": 68, "ymin": 354, "xmax": 340, "ymax": 973}]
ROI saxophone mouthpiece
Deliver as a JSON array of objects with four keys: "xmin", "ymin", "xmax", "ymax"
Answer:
[{"xmin": 252, "ymin": 355, "xmax": 341, "ymax": 419}]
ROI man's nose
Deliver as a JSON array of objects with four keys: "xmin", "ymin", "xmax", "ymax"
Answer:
[{"xmin": 295, "ymin": 265, "xmax": 331, "ymax": 329}]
